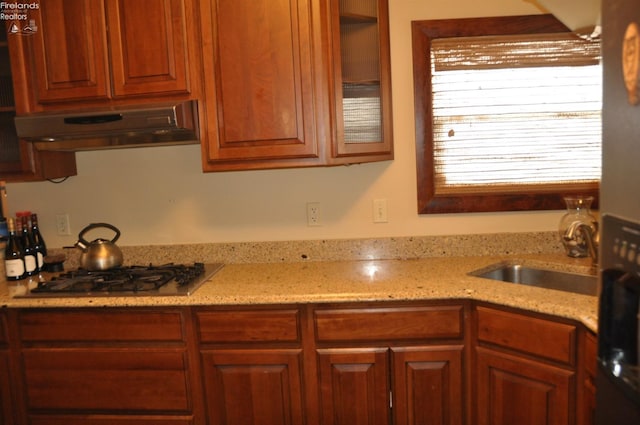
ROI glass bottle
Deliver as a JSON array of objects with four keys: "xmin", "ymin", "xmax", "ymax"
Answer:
[
  {"xmin": 558, "ymin": 196, "xmax": 598, "ymax": 257},
  {"xmin": 30, "ymin": 213, "xmax": 47, "ymax": 272},
  {"xmin": 4, "ymin": 218, "xmax": 26, "ymax": 280},
  {"xmin": 20, "ymin": 215, "xmax": 37, "ymax": 276}
]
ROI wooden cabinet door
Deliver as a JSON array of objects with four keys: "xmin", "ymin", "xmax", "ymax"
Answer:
[
  {"xmin": 199, "ymin": 0, "xmax": 323, "ymax": 170},
  {"xmin": 475, "ymin": 347, "xmax": 575, "ymax": 425},
  {"xmin": 0, "ymin": 353, "xmax": 14, "ymax": 425},
  {"xmin": 329, "ymin": 0, "xmax": 393, "ymax": 163},
  {"xmin": 105, "ymin": 0, "xmax": 191, "ymax": 98},
  {"xmin": 201, "ymin": 349, "xmax": 305, "ymax": 425},
  {"xmin": 27, "ymin": 0, "xmax": 111, "ymax": 104},
  {"xmin": 317, "ymin": 348, "xmax": 390, "ymax": 425},
  {"xmin": 392, "ymin": 346, "xmax": 464, "ymax": 425}
]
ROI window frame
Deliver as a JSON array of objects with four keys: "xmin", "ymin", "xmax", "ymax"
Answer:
[{"xmin": 411, "ymin": 14, "xmax": 600, "ymax": 214}]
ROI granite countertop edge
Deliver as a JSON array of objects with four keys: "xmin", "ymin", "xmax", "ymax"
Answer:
[{"xmin": 0, "ymin": 253, "xmax": 599, "ymax": 333}]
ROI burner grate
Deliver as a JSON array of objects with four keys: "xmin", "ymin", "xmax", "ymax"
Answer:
[{"xmin": 31, "ymin": 263, "xmax": 209, "ymax": 295}]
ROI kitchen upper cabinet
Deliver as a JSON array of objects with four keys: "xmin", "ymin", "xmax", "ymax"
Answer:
[
  {"xmin": 313, "ymin": 303, "xmax": 466, "ymax": 425},
  {"xmin": 330, "ymin": 0, "xmax": 393, "ymax": 161},
  {"xmin": 474, "ymin": 305, "xmax": 578, "ymax": 425},
  {"xmin": 199, "ymin": 0, "xmax": 393, "ymax": 171},
  {"xmin": 0, "ymin": 21, "xmax": 76, "ymax": 181},
  {"xmin": 12, "ymin": 0, "xmax": 197, "ymax": 111}
]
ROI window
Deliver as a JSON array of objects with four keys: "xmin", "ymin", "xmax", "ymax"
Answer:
[{"xmin": 412, "ymin": 15, "xmax": 601, "ymax": 213}]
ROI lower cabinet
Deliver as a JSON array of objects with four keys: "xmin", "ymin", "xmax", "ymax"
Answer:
[
  {"xmin": 200, "ymin": 349, "xmax": 305, "ymax": 425},
  {"xmin": 0, "ymin": 352, "xmax": 13, "ymax": 425},
  {"xmin": 475, "ymin": 347, "xmax": 574, "ymax": 425},
  {"xmin": 1, "ymin": 301, "xmax": 597, "ymax": 425},
  {"xmin": 317, "ymin": 346, "xmax": 464, "ymax": 425},
  {"xmin": 313, "ymin": 303, "xmax": 467, "ymax": 425},
  {"xmin": 14, "ymin": 308, "xmax": 196, "ymax": 425},
  {"xmin": 474, "ymin": 305, "xmax": 579, "ymax": 425},
  {"xmin": 0, "ymin": 313, "xmax": 14, "ymax": 425},
  {"xmin": 195, "ymin": 307, "xmax": 306, "ymax": 425}
]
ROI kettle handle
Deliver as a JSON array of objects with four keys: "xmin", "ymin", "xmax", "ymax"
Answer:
[{"xmin": 78, "ymin": 223, "xmax": 121, "ymax": 245}]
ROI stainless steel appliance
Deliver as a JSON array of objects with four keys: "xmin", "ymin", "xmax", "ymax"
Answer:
[
  {"xmin": 13, "ymin": 100, "xmax": 199, "ymax": 151},
  {"xmin": 597, "ymin": 0, "xmax": 640, "ymax": 422},
  {"xmin": 14, "ymin": 263, "xmax": 224, "ymax": 298},
  {"xmin": 596, "ymin": 216, "xmax": 640, "ymax": 424}
]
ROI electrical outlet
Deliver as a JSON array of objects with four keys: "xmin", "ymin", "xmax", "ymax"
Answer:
[
  {"xmin": 306, "ymin": 202, "xmax": 321, "ymax": 226},
  {"xmin": 55, "ymin": 213, "xmax": 71, "ymax": 236},
  {"xmin": 373, "ymin": 199, "xmax": 388, "ymax": 223}
]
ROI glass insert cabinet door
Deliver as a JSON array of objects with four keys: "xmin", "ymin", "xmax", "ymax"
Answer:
[{"xmin": 332, "ymin": 0, "xmax": 393, "ymax": 158}]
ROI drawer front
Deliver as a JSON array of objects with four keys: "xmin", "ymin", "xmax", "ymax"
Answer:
[
  {"xmin": 23, "ymin": 348, "xmax": 191, "ymax": 413},
  {"xmin": 476, "ymin": 306, "xmax": 577, "ymax": 365},
  {"xmin": 314, "ymin": 305, "xmax": 464, "ymax": 342},
  {"xmin": 29, "ymin": 416, "xmax": 193, "ymax": 425},
  {"xmin": 196, "ymin": 309, "xmax": 300, "ymax": 343},
  {"xmin": 19, "ymin": 309, "xmax": 185, "ymax": 343}
]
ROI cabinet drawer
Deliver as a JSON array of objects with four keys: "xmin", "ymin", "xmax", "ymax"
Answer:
[
  {"xmin": 314, "ymin": 305, "xmax": 464, "ymax": 342},
  {"xmin": 18, "ymin": 309, "xmax": 185, "ymax": 343},
  {"xmin": 476, "ymin": 306, "xmax": 577, "ymax": 365},
  {"xmin": 29, "ymin": 416, "xmax": 193, "ymax": 425},
  {"xmin": 23, "ymin": 348, "xmax": 191, "ymax": 413},
  {"xmin": 196, "ymin": 309, "xmax": 300, "ymax": 343}
]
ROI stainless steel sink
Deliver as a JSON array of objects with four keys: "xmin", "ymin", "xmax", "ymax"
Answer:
[{"xmin": 469, "ymin": 262, "xmax": 598, "ymax": 296}]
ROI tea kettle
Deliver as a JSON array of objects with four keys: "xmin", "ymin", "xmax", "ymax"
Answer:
[{"xmin": 74, "ymin": 223, "xmax": 124, "ymax": 271}]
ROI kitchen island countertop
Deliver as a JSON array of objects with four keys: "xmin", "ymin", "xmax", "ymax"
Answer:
[{"xmin": 0, "ymin": 253, "xmax": 598, "ymax": 332}]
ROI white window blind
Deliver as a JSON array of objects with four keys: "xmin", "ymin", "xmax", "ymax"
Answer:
[{"xmin": 430, "ymin": 33, "xmax": 601, "ymax": 194}]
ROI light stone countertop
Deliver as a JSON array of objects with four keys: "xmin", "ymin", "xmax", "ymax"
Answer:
[{"xmin": 0, "ymin": 253, "xmax": 599, "ymax": 332}]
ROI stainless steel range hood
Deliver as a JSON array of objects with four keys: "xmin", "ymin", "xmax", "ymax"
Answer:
[{"xmin": 14, "ymin": 100, "xmax": 199, "ymax": 151}]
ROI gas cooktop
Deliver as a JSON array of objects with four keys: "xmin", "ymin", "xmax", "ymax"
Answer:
[{"xmin": 13, "ymin": 262, "xmax": 224, "ymax": 298}]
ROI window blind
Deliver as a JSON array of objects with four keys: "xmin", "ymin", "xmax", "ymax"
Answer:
[{"xmin": 430, "ymin": 33, "xmax": 601, "ymax": 194}]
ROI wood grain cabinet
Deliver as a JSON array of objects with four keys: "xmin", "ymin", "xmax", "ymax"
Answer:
[
  {"xmin": 0, "ymin": 24, "xmax": 75, "ymax": 181},
  {"xmin": 0, "ymin": 313, "xmax": 15, "ymax": 425},
  {"xmin": 579, "ymin": 331, "xmax": 597, "ymax": 425},
  {"xmin": 474, "ymin": 305, "xmax": 578, "ymax": 425},
  {"xmin": 313, "ymin": 304, "xmax": 466, "ymax": 425},
  {"xmin": 198, "ymin": 0, "xmax": 393, "ymax": 171},
  {"xmin": 10, "ymin": 0, "xmax": 197, "ymax": 110},
  {"xmin": 194, "ymin": 308, "xmax": 306, "ymax": 425},
  {"xmin": 15, "ymin": 308, "xmax": 196, "ymax": 425}
]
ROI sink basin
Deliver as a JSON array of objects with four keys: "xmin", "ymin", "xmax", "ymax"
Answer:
[{"xmin": 469, "ymin": 263, "xmax": 598, "ymax": 296}]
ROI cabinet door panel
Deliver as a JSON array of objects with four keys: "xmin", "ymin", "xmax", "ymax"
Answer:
[
  {"xmin": 392, "ymin": 346, "xmax": 464, "ymax": 425},
  {"xmin": 476, "ymin": 347, "xmax": 574, "ymax": 425},
  {"xmin": 107, "ymin": 0, "xmax": 191, "ymax": 97},
  {"xmin": 317, "ymin": 348, "xmax": 390, "ymax": 425},
  {"xmin": 29, "ymin": 0, "xmax": 110, "ymax": 103},
  {"xmin": 22, "ymin": 348, "xmax": 191, "ymax": 413},
  {"xmin": 201, "ymin": 0, "xmax": 320, "ymax": 163},
  {"xmin": 201, "ymin": 349, "xmax": 305, "ymax": 425}
]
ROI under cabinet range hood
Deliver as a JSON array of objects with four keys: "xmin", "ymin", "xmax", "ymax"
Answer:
[{"xmin": 14, "ymin": 100, "xmax": 199, "ymax": 151}]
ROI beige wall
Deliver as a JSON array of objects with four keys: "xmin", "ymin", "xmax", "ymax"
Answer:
[{"xmin": 7, "ymin": 0, "xmax": 560, "ymax": 247}]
